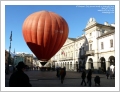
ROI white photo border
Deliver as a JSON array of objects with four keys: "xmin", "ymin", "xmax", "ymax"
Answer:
[{"xmin": 1, "ymin": 0, "xmax": 119, "ymax": 91}]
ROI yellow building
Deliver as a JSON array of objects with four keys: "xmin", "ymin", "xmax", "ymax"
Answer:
[{"xmin": 24, "ymin": 54, "xmax": 33, "ymax": 68}]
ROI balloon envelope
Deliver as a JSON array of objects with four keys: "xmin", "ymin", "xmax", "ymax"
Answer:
[{"xmin": 22, "ymin": 10, "xmax": 69, "ymax": 61}]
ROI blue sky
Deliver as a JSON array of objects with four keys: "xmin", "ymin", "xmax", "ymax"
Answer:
[{"xmin": 5, "ymin": 5, "xmax": 115, "ymax": 54}]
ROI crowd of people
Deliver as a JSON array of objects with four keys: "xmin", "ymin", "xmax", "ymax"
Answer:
[
  {"xmin": 8, "ymin": 61, "xmax": 115, "ymax": 87},
  {"xmin": 80, "ymin": 67, "xmax": 115, "ymax": 87}
]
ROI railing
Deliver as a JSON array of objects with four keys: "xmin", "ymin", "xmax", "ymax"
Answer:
[
  {"xmin": 59, "ymin": 58, "xmax": 66, "ymax": 61},
  {"xmin": 59, "ymin": 57, "xmax": 73, "ymax": 61},
  {"xmin": 66, "ymin": 57, "xmax": 73, "ymax": 60}
]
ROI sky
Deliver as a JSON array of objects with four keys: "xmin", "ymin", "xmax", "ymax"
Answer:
[{"xmin": 5, "ymin": 5, "xmax": 115, "ymax": 54}]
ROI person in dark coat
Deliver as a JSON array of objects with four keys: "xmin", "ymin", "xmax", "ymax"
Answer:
[
  {"xmin": 81, "ymin": 69, "xmax": 86, "ymax": 86},
  {"xmin": 60, "ymin": 68, "xmax": 66, "ymax": 84},
  {"xmin": 56, "ymin": 67, "xmax": 60, "ymax": 78},
  {"xmin": 106, "ymin": 70, "xmax": 110, "ymax": 79},
  {"xmin": 94, "ymin": 76, "xmax": 100, "ymax": 86},
  {"xmin": 9, "ymin": 61, "xmax": 32, "ymax": 87},
  {"xmin": 87, "ymin": 69, "xmax": 92, "ymax": 87}
]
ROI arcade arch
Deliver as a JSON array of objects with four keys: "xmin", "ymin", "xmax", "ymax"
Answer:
[
  {"xmin": 100, "ymin": 57, "xmax": 106, "ymax": 72},
  {"xmin": 109, "ymin": 56, "xmax": 115, "ymax": 66},
  {"xmin": 88, "ymin": 58, "xmax": 93, "ymax": 69}
]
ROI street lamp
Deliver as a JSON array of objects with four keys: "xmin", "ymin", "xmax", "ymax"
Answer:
[{"xmin": 6, "ymin": 31, "xmax": 12, "ymax": 74}]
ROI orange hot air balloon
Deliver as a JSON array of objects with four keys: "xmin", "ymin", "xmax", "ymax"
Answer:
[{"xmin": 22, "ymin": 10, "xmax": 69, "ymax": 61}]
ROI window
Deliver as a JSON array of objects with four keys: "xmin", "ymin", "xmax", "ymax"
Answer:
[
  {"xmin": 68, "ymin": 52, "xmax": 70, "ymax": 57},
  {"xmin": 101, "ymin": 42, "xmax": 104, "ymax": 49},
  {"xmin": 90, "ymin": 44, "xmax": 92, "ymax": 50},
  {"xmin": 28, "ymin": 60, "xmax": 29, "ymax": 63},
  {"xmin": 76, "ymin": 51, "xmax": 78, "ymax": 57},
  {"xmin": 76, "ymin": 44, "xmax": 78, "ymax": 48},
  {"xmin": 72, "ymin": 53, "xmax": 73, "ymax": 57},
  {"xmin": 71, "ymin": 51, "xmax": 72, "ymax": 57},
  {"xmin": 102, "ymin": 29, "xmax": 105, "ymax": 34},
  {"xmin": 90, "ymin": 33, "xmax": 92, "ymax": 36},
  {"xmin": 110, "ymin": 39, "xmax": 113, "ymax": 47}
]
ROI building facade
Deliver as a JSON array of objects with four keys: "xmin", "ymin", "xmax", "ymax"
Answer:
[
  {"xmin": 5, "ymin": 50, "xmax": 9, "ymax": 65},
  {"xmin": 14, "ymin": 53, "xmax": 25, "ymax": 67},
  {"xmin": 14, "ymin": 53, "xmax": 34, "ymax": 68},
  {"xmin": 51, "ymin": 18, "xmax": 115, "ymax": 72},
  {"xmin": 33, "ymin": 57, "xmax": 42, "ymax": 68},
  {"xmin": 5, "ymin": 50, "xmax": 14, "ymax": 66},
  {"xmin": 24, "ymin": 54, "xmax": 33, "ymax": 68}
]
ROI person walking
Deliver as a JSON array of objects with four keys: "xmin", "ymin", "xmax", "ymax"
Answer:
[
  {"xmin": 60, "ymin": 68, "xmax": 66, "ymax": 84},
  {"xmin": 87, "ymin": 69, "xmax": 92, "ymax": 87},
  {"xmin": 106, "ymin": 70, "xmax": 110, "ymax": 79},
  {"xmin": 80, "ymin": 69, "xmax": 86, "ymax": 86},
  {"xmin": 9, "ymin": 61, "xmax": 32, "ymax": 87},
  {"xmin": 110, "ymin": 69, "xmax": 114, "ymax": 79}
]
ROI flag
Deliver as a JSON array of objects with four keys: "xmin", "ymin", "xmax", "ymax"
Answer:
[
  {"xmin": 61, "ymin": 50, "xmax": 65, "ymax": 56},
  {"xmin": 10, "ymin": 31, "xmax": 12, "ymax": 41},
  {"xmin": 61, "ymin": 50, "xmax": 63, "ymax": 55}
]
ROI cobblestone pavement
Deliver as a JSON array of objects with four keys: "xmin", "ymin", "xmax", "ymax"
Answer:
[{"xmin": 5, "ymin": 70, "xmax": 115, "ymax": 87}]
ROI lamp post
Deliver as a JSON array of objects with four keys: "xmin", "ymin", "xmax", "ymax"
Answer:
[{"xmin": 6, "ymin": 31, "xmax": 12, "ymax": 74}]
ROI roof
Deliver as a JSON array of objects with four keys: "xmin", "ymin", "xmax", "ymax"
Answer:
[
  {"xmin": 15, "ymin": 54, "xmax": 23, "ymax": 57},
  {"xmin": 24, "ymin": 54, "xmax": 33, "ymax": 56},
  {"xmin": 68, "ymin": 36, "xmax": 85, "ymax": 42},
  {"xmin": 68, "ymin": 37, "xmax": 76, "ymax": 41},
  {"xmin": 5, "ymin": 50, "xmax": 9, "ymax": 53},
  {"xmin": 83, "ymin": 23, "xmax": 115, "ymax": 31},
  {"xmin": 14, "ymin": 53, "xmax": 33, "ymax": 57},
  {"xmin": 75, "ymin": 35, "xmax": 85, "ymax": 41},
  {"xmin": 97, "ymin": 30, "xmax": 115, "ymax": 39}
]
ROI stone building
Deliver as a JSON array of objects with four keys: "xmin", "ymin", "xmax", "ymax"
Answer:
[
  {"xmin": 5, "ymin": 50, "xmax": 14, "ymax": 66},
  {"xmin": 5, "ymin": 50, "xmax": 9, "ymax": 65},
  {"xmin": 33, "ymin": 57, "xmax": 42, "ymax": 68},
  {"xmin": 24, "ymin": 54, "xmax": 33, "ymax": 68},
  {"xmin": 51, "ymin": 18, "xmax": 115, "ymax": 72},
  {"xmin": 14, "ymin": 53, "xmax": 33, "ymax": 68}
]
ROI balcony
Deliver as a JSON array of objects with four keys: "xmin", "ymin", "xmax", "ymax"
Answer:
[
  {"xmin": 86, "ymin": 50, "xmax": 95, "ymax": 56},
  {"xmin": 66, "ymin": 57, "xmax": 73, "ymax": 60},
  {"xmin": 59, "ymin": 57, "xmax": 73, "ymax": 61},
  {"xmin": 59, "ymin": 58, "xmax": 66, "ymax": 61}
]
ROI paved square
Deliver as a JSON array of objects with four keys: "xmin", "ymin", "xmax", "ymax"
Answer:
[{"xmin": 5, "ymin": 71, "xmax": 115, "ymax": 87}]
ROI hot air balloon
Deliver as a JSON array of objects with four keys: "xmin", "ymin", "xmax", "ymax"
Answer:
[{"xmin": 22, "ymin": 10, "xmax": 69, "ymax": 63}]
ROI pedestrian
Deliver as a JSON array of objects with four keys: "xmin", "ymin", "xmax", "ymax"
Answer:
[
  {"xmin": 63, "ymin": 67, "xmax": 66, "ymax": 76},
  {"xmin": 9, "ymin": 61, "xmax": 32, "ymax": 87},
  {"xmin": 106, "ymin": 67, "xmax": 110, "ymax": 79},
  {"xmin": 56, "ymin": 67, "xmax": 60, "ymax": 79},
  {"xmin": 113, "ymin": 67, "xmax": 115, "ymax": 79},
  {"xmin": 80, "ymin": 69, "xmax": 86, "ymax": 86},
  {"xmin": 110, "ymin": 69, "xmax": 114, "ymax": 79},
  {"xmin": 94, "ymin": 76, "xmax": 100, "ymax": 86},
  {"xmin": 87, "ymin": 69, "xmax": 92, "ymax": 87},
  {"xmin": 106, "ymin": 70, "xmax": 110, "ymax": 79},
  {"xmin": 110, "ymin": 65, "xmax": 115, "ymax": 79},
  {"xmin": 60, "ymin": 68, "xmax": 66, "ymax": 84}
]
